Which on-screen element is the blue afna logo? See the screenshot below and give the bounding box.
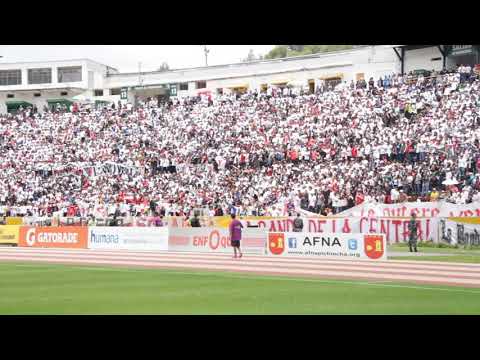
[288,237,297,248]
[348,239,358,250]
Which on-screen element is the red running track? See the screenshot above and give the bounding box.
[1,247,480,288]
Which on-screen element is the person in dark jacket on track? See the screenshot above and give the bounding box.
[293,213,304,232]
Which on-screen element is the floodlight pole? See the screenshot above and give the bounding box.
[138,62,143,86]
[203,46,210,67]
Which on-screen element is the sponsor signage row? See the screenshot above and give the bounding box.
[6,224,388,261]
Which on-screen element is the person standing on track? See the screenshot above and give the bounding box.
[190,211,201,227]
[293,213,304,232]
[408,213,419,252]
[229,214,243,259]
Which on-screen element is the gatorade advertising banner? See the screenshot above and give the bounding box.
[266,232,387,260]
[18,226,88,249]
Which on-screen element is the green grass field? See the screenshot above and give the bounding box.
[388,244,480,263]
[1,262,480,315]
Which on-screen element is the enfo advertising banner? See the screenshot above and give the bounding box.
[88,227,169,250]
[168,227,266,254]
[266,232,387,260]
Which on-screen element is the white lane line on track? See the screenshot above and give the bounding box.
[2,256,480,286]
[2,252,480,279]
[2,248,480,271]
[5,262,480,295]
[3,247,480,268]
[2,250,480,276]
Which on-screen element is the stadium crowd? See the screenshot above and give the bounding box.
[1,65,480,219]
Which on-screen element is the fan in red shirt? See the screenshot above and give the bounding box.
[290,149,298,162]
[351,146,358,158]
[355,191,364,205]
[67,204,77,217]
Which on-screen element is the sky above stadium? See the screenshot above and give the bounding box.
[0,45,275,73]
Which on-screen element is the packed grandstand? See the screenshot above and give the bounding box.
[1,65,480,221]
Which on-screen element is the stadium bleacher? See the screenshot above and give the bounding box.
[0,65,479,220]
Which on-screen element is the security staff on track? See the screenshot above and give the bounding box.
[408,213,419,252]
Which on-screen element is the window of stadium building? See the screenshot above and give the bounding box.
[196,81,206,89]
[0,70,22,86]
[57,66,82,83]
[110,88,121,96]
[180,83,188,91]
[28,68,52,84]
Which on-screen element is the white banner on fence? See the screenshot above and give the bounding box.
[439,218,480,246]
[339,201,480,218]
[168,227,266,254]
[88,227,169,250]
[240,217,438,244]
[266,232,387,260]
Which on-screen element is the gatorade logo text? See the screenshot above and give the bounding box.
[19,226,88,249]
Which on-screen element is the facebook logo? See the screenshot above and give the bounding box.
[348,239,358,250]
[288,237,297,248]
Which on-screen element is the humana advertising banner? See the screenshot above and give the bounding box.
[88,227,169,250]
[266,232,387,260]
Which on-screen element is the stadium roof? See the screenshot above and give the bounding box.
[0,58,118,72]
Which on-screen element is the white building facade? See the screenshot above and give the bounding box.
[0,45,477,113]
[0,59,117,113]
